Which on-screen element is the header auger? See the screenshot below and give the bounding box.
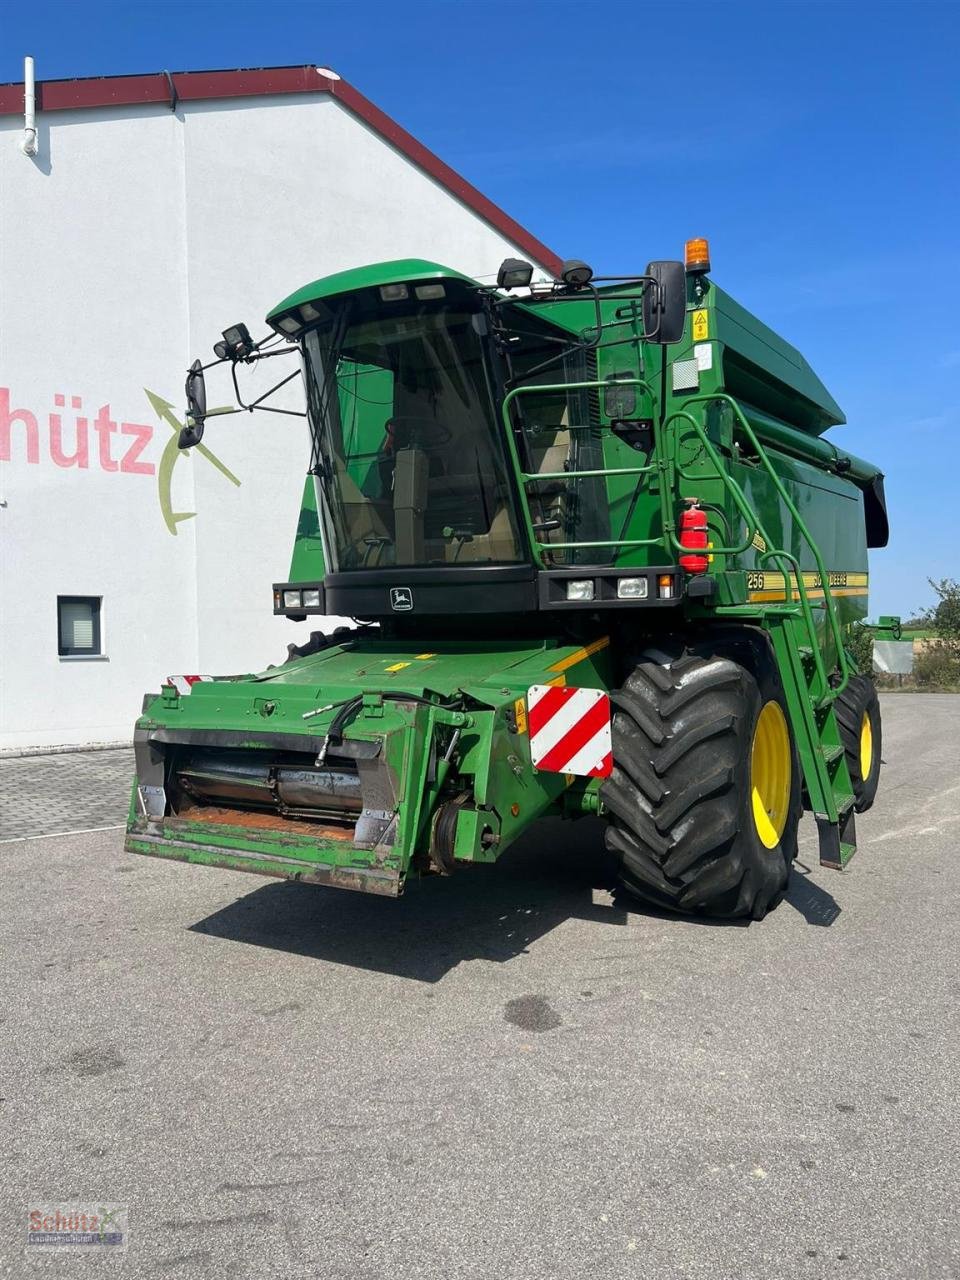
[127,240,889,920]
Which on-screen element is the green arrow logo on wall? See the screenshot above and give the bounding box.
[144,389,241,535]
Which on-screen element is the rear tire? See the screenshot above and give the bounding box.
[601,646,801,921]
[834,674,881,812]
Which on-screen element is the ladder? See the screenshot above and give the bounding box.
[660,394,858,870]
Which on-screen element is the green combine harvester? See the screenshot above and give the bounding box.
[126,239,890,920]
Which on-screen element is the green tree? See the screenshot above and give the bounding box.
[914,578,960,688]
[927,578,960,648]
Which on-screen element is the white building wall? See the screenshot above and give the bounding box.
[0,88,552,750]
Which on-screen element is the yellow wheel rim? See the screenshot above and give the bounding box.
[750,700,792,850]
[859,710,874,779]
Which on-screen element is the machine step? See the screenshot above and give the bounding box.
[816,805,857,869]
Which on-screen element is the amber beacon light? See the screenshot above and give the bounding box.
[684,237,711,274]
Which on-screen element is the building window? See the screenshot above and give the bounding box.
[58,596,102,657]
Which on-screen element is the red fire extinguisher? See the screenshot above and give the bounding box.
[679,498,709,574]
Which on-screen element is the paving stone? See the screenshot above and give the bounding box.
[0,748,135,841]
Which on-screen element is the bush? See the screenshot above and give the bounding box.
[846,624,875,675]
[914,642,960,690]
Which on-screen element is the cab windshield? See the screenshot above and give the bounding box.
[302,295,525,571]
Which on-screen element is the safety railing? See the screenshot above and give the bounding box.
[500,378,663,555]
[660,395,850,702]
[500,379,849,702]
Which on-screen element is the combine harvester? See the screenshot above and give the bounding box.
[126,240,890,920]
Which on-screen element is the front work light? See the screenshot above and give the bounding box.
[283,590,302,608]
[497,258,534,290]
[415,284,446,300]
[276,315,301,335]
[561,259,594,288]
[379,283,409,301]
[617,578,648,599]
[566,579,595,602]
[214,321,257,360]
[302,589,321,608]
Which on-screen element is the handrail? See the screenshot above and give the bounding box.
[759,549,832,703]
[500,379,852,700]
[659,408,761,555]
[662,395,850,699]
[501,378,656,563]
[524,465,656,482]
[534,537,664,551]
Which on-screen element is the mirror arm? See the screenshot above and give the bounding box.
[246,345,299,362]
[248,405,307,419]
[194,354,230,374]
[232,364,306,416]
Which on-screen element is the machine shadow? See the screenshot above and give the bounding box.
[785,860,842,926]
[189,818,630,983]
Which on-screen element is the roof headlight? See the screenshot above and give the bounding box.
[497,258,534,290]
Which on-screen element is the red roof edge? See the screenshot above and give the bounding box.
[0,65,563,276]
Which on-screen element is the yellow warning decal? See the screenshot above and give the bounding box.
[692,309,709,341]
[513,697,528,735]
[547,635,610,675]
[414,653,437,660]
[384,661,411,672]
[751,530,767,553]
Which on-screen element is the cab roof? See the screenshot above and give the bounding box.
[267,259,478,320]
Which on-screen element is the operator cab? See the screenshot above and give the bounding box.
[299,278,524,570]
[274,262,622,585]
[185,256,690,620]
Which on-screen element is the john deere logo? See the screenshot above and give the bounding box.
[390,587,414,612]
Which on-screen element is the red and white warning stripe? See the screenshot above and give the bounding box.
[527,684,613,778]
[163,675,213,696]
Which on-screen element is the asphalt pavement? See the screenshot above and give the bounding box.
[1,693,958,1278]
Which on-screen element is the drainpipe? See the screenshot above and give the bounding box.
[19,56,38,156]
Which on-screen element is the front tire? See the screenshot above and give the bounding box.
[601,647,801,921]
[834,674,882,812]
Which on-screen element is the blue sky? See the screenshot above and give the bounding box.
[3,0,957,617]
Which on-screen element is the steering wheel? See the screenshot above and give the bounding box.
[385,415,453,450]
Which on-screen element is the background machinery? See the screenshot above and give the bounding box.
[126,241,889,920]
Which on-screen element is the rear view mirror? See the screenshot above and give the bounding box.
[179,360,206,449]
[642,261,687,344]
